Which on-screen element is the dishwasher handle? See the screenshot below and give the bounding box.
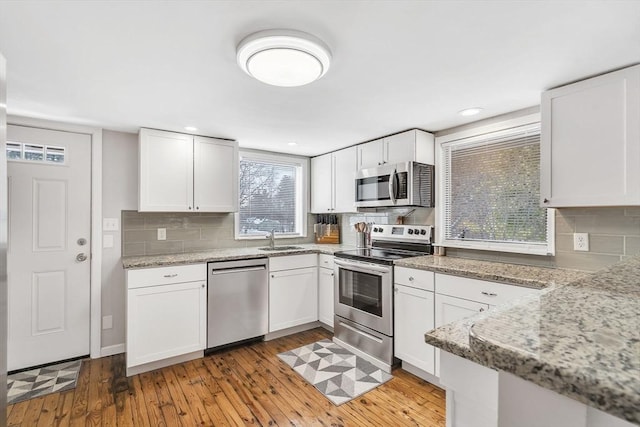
[210,265,266,275]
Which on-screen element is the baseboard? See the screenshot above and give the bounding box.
[101,343,125,357]
[126,350,203,377]
[401,360,442,387]
[264,321,322,341]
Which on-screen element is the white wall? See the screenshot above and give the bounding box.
[101,130,137,349]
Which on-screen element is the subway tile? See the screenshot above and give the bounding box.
[575,215,640,236]
[555,233,574,252]
[624,207,640,217]
[201,227,235,240]
[557,207,626,217]
[554,252,621,272]
[123,242,145,257]
[625,236,640,256]
[122,215,145,230]
[184,214,232,228]
[553,212,574,234]
[166,228,201,241]
[144,215,187,229]
[589,235,624,255]
[123,229,156,243]
[145,241,184,255]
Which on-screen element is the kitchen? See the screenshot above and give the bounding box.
[0,1,639,426]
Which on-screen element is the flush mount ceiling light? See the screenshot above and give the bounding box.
[459,107,483,117]
[184,126,198,132]
[237,29,332,87]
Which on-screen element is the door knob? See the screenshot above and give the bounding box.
[76,253,88,262]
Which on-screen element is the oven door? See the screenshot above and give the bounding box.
[354,163,410,208]
[334,258,393,336]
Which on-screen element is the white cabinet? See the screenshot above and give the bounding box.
[269,254,319,332]
[311,146,357,213]
[357,129,435,169]
[139,128,238,212]
[394,267,436,375]
[317,254,335,328]
[126,264,207,376]
[541,64,640,207]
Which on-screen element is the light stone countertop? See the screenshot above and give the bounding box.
[426,256,640,424]
[395,255,588,289]
[122,243,351,269]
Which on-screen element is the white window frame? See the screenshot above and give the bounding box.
[234,150,309,240]
[435,112,555,256]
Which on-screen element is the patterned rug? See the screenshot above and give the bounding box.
[7,360,83,404]
[278,339,392,405]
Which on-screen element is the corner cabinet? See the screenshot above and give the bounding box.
[311,146,357,213]
[139,128,239,212]
[126,264,207,376]
[357,129,435,169]
[541,64,640,207]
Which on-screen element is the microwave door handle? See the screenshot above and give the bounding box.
[388,169,397,205]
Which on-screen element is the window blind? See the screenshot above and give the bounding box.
[442,124,547,247]
[238,158,299,236]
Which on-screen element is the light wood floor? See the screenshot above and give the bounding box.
[6,328,445,426]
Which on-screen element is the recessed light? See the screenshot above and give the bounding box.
[237,29,332,87]
[184,126,198,132]
[287,142,298,146]
[459,108,483,117]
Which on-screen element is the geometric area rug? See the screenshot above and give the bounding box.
[278,339,392,405]
[7,360,82,405]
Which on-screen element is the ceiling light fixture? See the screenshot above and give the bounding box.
[237,29,332,87]
[287,142,298,146]
[184,126,198,132]
[459,107,483,117]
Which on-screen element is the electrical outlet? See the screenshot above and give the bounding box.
[102,315,113,330]
[573,233,589,251]
[157,228,166,240]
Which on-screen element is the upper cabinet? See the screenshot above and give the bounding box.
[357,129,435,169]
[139,128,239,212]
[541,65,640,207]
[311,146,357,213]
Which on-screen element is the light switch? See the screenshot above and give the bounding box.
[103,234,114,248]
[103,218,119,231]
[157,228,166,240]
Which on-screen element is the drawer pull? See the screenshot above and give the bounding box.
[481,291,497,297]
[163,274,178,278]
[479,307,485,312]
[408,276,414,281]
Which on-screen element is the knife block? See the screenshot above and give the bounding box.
[314,224,340,244]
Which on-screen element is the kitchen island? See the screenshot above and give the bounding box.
[425,256,640,426]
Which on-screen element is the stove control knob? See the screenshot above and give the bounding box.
[378,227,384,232]
[413,229,420,235]
[407,229,414,235]
[420,229,427,235]
[373,227,378,232]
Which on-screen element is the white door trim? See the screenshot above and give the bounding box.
[7,115,102,360]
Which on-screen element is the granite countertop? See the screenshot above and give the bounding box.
[395,255,588,289]
[122,243,352,269]
[426,256,640,424]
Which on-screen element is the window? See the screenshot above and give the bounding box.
[235,151,308,239]
[6,141,66,164]
[438,119,554,255]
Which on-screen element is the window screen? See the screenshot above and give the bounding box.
[238,156,301,237]
[442,123,549,250]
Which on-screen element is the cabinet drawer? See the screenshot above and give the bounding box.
[318,254,335,270]
[127,264,206,289]
[269,254,317,271]
[395,267,434,291]
[435,273,538,306]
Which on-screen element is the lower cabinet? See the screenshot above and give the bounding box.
[126,264,207,376]
[318,254,335,328]
[394,283,436,375]
[269,254,319,333]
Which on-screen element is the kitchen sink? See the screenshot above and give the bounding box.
[258,246,303,251]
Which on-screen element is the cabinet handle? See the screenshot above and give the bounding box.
[201,284,205,288]
[188,206,192,210]
[479,307,485,312]
[543,198,549,204]
[481,291,497,297]
[331,273,334,277]
[271,274,275,278]
[408,276,414,281]
[196,206,200,210]
[163,273,178,278]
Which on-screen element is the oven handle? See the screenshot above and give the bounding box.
[334,258,392,275]
[389,168,397,205]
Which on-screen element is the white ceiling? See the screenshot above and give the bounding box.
[0,1,639,156]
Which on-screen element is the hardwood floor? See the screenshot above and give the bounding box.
[6,328,446,426]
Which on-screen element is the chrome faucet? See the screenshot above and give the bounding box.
[267,229,276,249]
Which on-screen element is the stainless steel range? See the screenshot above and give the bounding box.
[333,224,433,372]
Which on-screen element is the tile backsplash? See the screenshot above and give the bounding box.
[122,211,315,256]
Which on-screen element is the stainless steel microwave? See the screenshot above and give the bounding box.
[354,161,434,208]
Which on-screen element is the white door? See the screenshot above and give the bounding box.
[7,125,91,371]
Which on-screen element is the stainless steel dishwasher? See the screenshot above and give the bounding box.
[207,258,268,349]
